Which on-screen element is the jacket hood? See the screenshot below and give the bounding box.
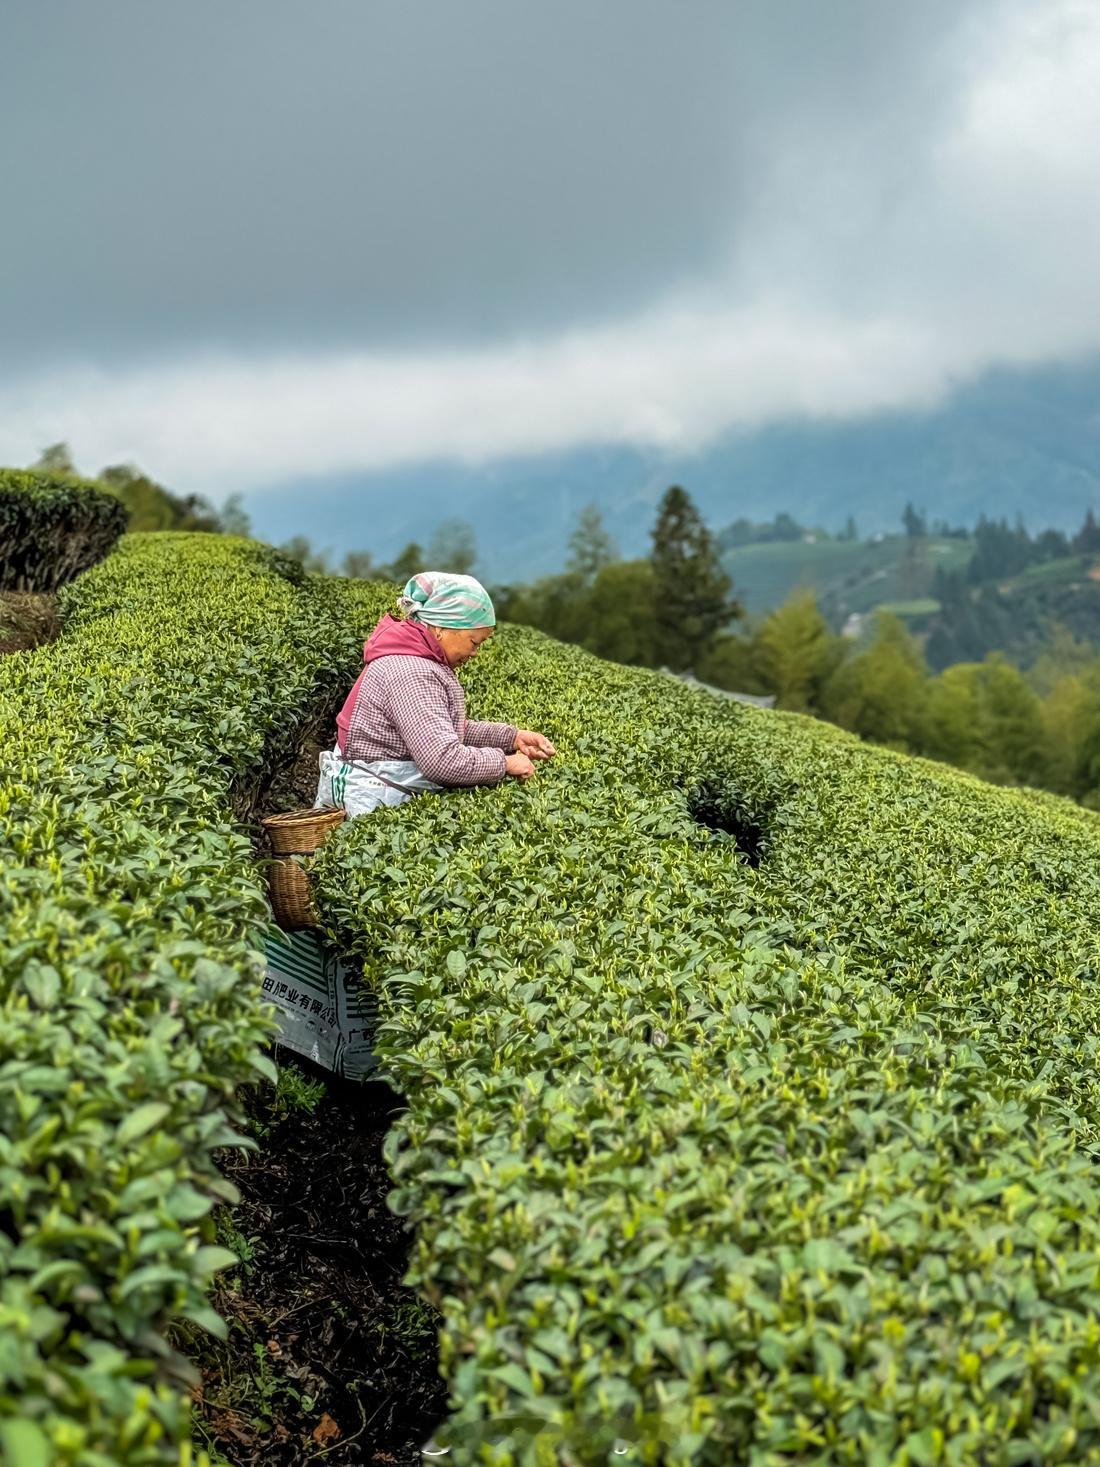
[362,613,450,668]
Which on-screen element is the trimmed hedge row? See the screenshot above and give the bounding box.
[0,536,387,1466]
[10,536,1100,1464]
[0,470,130,592]
[312,621,1100,1464]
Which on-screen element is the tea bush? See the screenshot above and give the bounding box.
[0,535,388,1466]
[9,535,1100,1466]
[312,623,1100,1465]
[0,469,129,592]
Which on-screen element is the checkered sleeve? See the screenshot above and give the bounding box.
[384,662,508,786]
[463,719,518,751]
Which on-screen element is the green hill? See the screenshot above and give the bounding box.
[8,533,1100,1463]
[722,533,973,620]
[924,553,1100,667]
[724,534,1100,670]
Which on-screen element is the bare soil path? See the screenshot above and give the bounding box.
[188,1069,448,1466]
[0,590,59,654]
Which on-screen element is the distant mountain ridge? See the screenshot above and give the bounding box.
[248,356,1100,580]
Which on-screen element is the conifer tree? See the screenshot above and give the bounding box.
[385,541,424,585]
[427,519,477,574]
[649,486,738,671]
[1074,508,1100,556]
[566,503,617,581]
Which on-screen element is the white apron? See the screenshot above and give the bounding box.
[314,746,442,819]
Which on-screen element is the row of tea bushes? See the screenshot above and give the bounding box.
[0,469,129,592]
[0,536,388,1466]
[312,618,1100,1465]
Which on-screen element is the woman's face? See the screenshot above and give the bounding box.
[432,625,494,667]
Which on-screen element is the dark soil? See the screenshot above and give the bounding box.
[687,780,768,867]
[231,663,340,832]
[256,727,329,824]
[187,1061,449,1466]
[0,590,60,654]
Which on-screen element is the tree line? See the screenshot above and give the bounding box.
[489,489,1100,809]
[699,592,1100,806]
[29,443,253,537]
[492,487,738,674]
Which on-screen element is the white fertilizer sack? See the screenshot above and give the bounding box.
[261,928,380,1081]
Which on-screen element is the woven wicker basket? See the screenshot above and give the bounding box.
[261,805,346,854]
[267,855,315,930]
[261,806,346,929]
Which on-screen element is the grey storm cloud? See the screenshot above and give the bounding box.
[1,0,1098,491]
[3,0,973,361]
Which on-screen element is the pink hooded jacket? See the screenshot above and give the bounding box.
[334,615,516,787]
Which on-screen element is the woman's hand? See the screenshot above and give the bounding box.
[514,729,556,760]
[505,752,536,780]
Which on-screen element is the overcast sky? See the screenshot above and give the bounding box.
[2,0,1099,494]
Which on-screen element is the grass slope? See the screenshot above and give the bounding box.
[722,536,972,621]
[933,555,1100,667]
[311,615,1100,1465]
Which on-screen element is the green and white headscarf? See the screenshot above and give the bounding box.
[399,571,496,628]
